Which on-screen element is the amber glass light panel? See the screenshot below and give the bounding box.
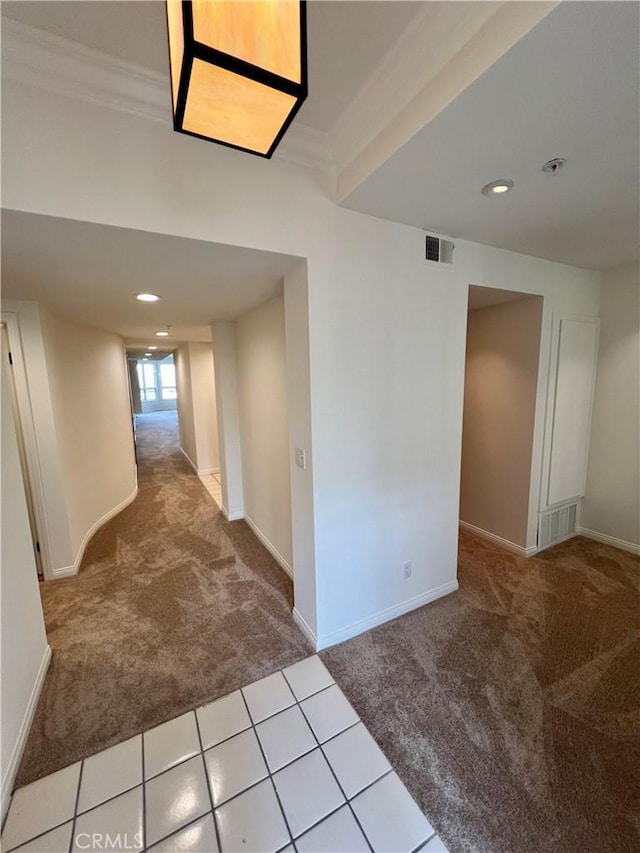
[167,0,307,157]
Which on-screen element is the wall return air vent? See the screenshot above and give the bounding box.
[425,235,454,265]
[537,502,578,551]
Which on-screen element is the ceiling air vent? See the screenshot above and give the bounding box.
[425,235,454,265]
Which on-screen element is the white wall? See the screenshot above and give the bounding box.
[460,297,543,548]
[2,78,601,647]
[237,292,292,573]
[39,309,138,564]
[1,368,50,816]
[582,261,640,550]
[175,343,219,475]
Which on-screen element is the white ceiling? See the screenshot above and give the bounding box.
[0,0,423,135]
[2,2,636,273]
[342,2,640,271]
[1,2,170,75]
[1,211,300,346]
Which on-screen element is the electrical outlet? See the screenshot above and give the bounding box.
[403,561,412,579]
[295,448,306,470]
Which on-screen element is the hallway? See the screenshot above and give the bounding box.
[17,411,310,786]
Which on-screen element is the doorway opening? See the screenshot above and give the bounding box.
[1,321,43,578]
[459,285,544,555]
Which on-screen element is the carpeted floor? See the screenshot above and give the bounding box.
[321,530,640,853]
[16,409,640,852]
[17,410,311,786]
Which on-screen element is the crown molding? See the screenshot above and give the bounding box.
[1,18,333,173]
[1,18,169,123]
[332,0,559,199]
[327,1,505,173]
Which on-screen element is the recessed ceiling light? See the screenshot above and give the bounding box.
[482,179,514,196]
[145,352,152,357]
[148,346,158,350]
[142,357,149,361]
[155,331,169,337]
[136,293,161,302]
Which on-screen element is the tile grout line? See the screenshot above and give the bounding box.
[413,830,438,853]
[144,811,213,853]
[5,663,335,822]
[5,659,426,852]
[282,668,374,852]
[292,668,434,852]
[141,731,147,852]
[69,782,143,824]
[3,763,85,853]
[238,688,295,847]
[69,759,84,853]
[193,708,223,853]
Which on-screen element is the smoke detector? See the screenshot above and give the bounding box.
[542,158,566,174]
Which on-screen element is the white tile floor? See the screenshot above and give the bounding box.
[2,656,449,853]
[199,473,222,510]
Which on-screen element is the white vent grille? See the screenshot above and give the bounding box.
[538,502,578,551]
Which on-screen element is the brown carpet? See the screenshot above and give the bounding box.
[16,410,311,786]
[15,409,640,852]
[321,530,640,853]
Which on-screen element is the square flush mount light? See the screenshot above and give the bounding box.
[166,1,308,157]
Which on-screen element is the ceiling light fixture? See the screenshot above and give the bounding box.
[166,0,308,157]
[155,331,169,337]
[482,179,514,196]
[136,293,161,302]
[148,346,158,350]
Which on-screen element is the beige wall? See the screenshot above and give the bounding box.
[190,344,219,473]
[1,367,49,815]
[175,343,219,474]
[237,293,292,571]
[460,296,543,547]
[40,309,137,560]
[582,262,640,548]
[175,345,197,470]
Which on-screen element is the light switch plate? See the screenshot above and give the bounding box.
[295,448,306,469]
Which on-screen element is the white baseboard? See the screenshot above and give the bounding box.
[315,580,459,651]
[181,448,220,478]
[51,484,139,579]
[1,644,52,819]
[244,514,293,579]
[292,607,318,650]
[180,446,198,474]
[221,506,244,522]
[459,520,537,557]
[51,563,77,578]
[576,527,640,555]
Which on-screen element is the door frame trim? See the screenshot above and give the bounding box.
[1,312,53,580]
